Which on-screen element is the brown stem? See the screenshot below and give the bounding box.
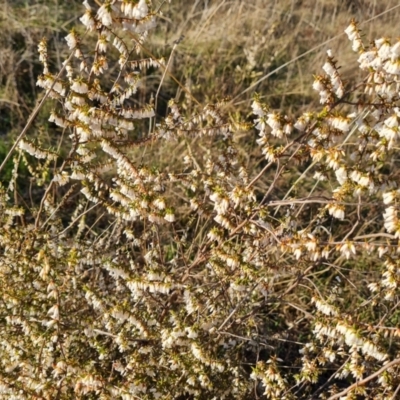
[326,358,400,400]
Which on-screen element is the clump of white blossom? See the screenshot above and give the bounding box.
[3,7,400,400]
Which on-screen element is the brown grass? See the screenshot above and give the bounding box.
[2,0,400,135]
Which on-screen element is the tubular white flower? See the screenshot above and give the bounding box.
[98,36,108,53]
[65,32,77,49]
[344,22,358,41]
[335,167,347,185]
[266,112,281,130]
[47,304,59,320]
[340,242,356,260]
[358,50,379,69]
[293,247,302,260]
[71,79,88,94]
[97,4,112,26]
[82,0,91,10]
[384,114,398,128]
[80,11,96,30]
[132,0,149,19]
[383,206,398,233]
[53,172,70,186]
[329,116,351,132]
[153,198,166,210]
[313,297,338,316]
[251,99,265,117]
[328,204,345,220]
[322,61,335,76]
[383,190,396,204]
[164,210,175,222]
[312,76,326,92]
[376,38,391,59]
[383,59,400,75]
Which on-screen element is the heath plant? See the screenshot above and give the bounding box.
[2,1,400,399]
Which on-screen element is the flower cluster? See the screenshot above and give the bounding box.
[4,5,400,400]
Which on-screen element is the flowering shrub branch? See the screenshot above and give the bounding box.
[2,3,400,399]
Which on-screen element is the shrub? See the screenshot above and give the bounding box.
[2,1,400,399]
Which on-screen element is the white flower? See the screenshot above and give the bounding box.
[251,100,265,117]
[209,191,220,202]
[352,38,363,52]
[322,247,330,259]
[340,242,356,259]
[226,256,239,268]
[214,197,229,215]
[83,0,91,10]
[312,77,326,92]
[97,4,112,26]
[376,38,391,58]
[313,171,327,181]
[132,0,149,19]
[350,170,370,187]
[190,198,199,211]
[382,265,397,289]
[383,206,398,233]
[358,51,378,70]
[153,198,166,210]
[335,167,347,185]
[368,282,379,293]
[185,327,198,339]
[322,61,335,77]
[98,36,108,53]
[384,59,400,75]
[358,175,371,188]
[65,32,77,49]
[383,191,396,204]
[266,113,281,130]
[207,227,222,241]
[328,204,345,220]
[262,145,276,162]
[187,376,196,386]
[284,123,292,135]
[377,124,397,141]
[378,245,388,258]
[313,298,337,316]
[47,304,59,320]
[384,114,398,128]
[71,80,88,94]
[319,89,332,104]
[294,113,311,131]
[329,116,351,132]
[53,361,67,377]
[214,214,232,229]
[344,22,358,41]
[19,139,48,159]
[164,211,175,222]
[305,234,317,252]
[52,80,65,96]
[49,111,67,128]
[53,172,69,186]
[362,341,387,361]
[293,248,302,260]
[80,11,96,30]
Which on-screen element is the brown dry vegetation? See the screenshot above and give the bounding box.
[2,0,400,184]
[2,1,400,399]
[2,0,400,136]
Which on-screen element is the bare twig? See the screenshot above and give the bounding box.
[0,51,74,175]
[326,358,400,400]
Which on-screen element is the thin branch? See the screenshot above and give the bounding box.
[233,3,400,100]
[0,51,74,175]
[154,35,184,117]
[326,358,400,400]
